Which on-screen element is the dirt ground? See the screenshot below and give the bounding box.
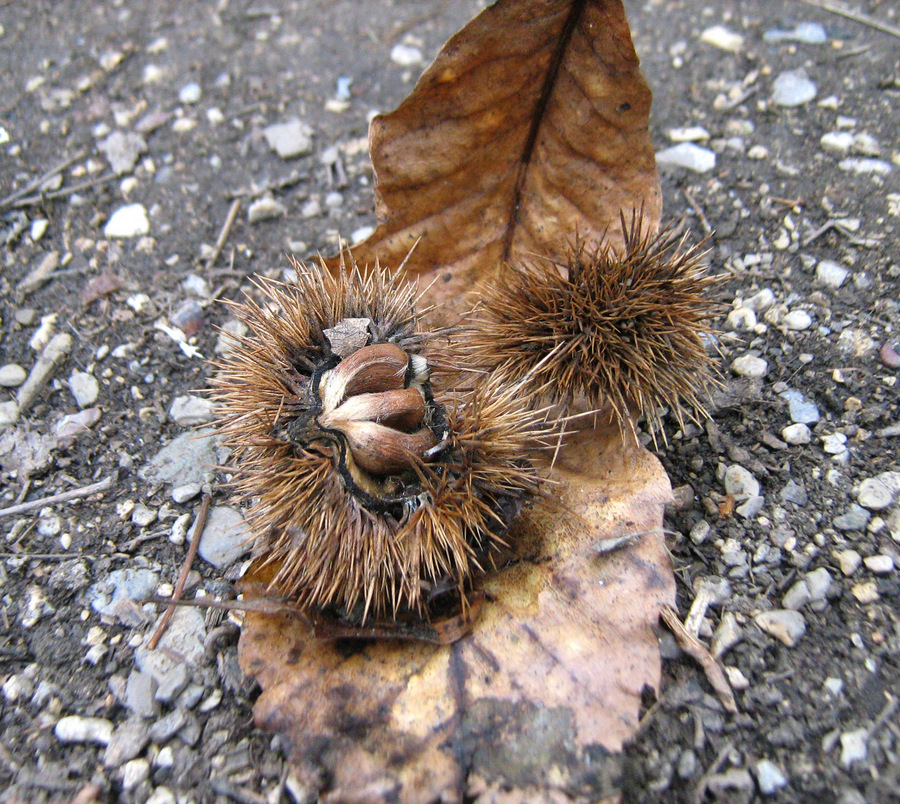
[0,0,898,802]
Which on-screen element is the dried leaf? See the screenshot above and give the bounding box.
[338,0,660,312]
[239,423,674,803]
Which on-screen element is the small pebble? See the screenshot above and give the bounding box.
[700,25,744,52]
[755,609,806,646]
[247,196,286,224]
[856,477,893,510]
[880,341,900,369]
[121,758,151,791]
[655,142,716,173]
[69,370,100,408]
[390,43,424,66]
[782,423,811,445]
[838,158,892,176]
[301,198,322,218]
[0,363,27,387]
[863,555,894,574]
[833,505,870,532]
[755,759,788,796]
[840,729,868,767]
[262,118,313,158]
[851,581,879,604]
[745,288,775,312]
[731,354,768,378]
[782,580,811,610]
[55,715,113,745]
[779,388,819,424]
[726,306,756,331]
[820,131,854,156]
[169,395,216,426]
[771,69,817,107]
[195,506,251,567]
[104,204,149,238]
[823,677,844,697]
[131,504,157,528]
[763,22,827,44]
[815,261,849,290]
[806,567,833,600]
[172,483,202,504]
[724,464,760,500]
[668,126,710,143]
[833,549,861,576]
[783,309,812,330]
[821,433,847,455]
[178,82,202,104]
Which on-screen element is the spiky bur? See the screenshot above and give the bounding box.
[210,257,544,623]
[465,216,721,436]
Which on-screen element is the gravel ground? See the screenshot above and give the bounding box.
[0,1,898,802]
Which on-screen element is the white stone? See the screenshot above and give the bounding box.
[172,483,202,503]
[840,729,868,768]
[262,118,313,159]
[836,328,876,357]
[668,126,710,143]
[30,219,49,241]
[390,43,424,66]
[55,715,113,745]
[726,306,757,331]
[816,260,848,288]
[724,465,760,501]
[121,758,150,791]
[0,363,27,387]
[0,400,19,427]
[744,288,775,312]
[69,370,99,408]
[806,567,833,601]
[754,609,806,646]
[783,310,812,330]
[104,204,149,238]
[301,198,322,218]
[700,25,744,52]
[856,478,893,510]
[839,157,892,175]
[247,196,286,223]
[147,787,177,804]
[782,423,811,445]
[131,504,157,528]
[755,759,788,795]
[823,677,844,697]
[820,131,854,156]
[863,555,894,574]
[731,354,768,378]
[655,143,716,173]
[178,82,201,104]
[723,665,750,690]
[736,495,765,519]
[821,433,847,455]
[771,70,817,107]
[834,549,861,576]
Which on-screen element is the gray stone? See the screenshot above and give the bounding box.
[726,306,756,331]
[135,607,206,703]
[195,506,252,568]
[736,495,765,519]
[863,554,894,574]
[779,389,819,424]
[263,118,313,159]
[771,69,817,107]
[104,204,149,238]
[755,759,788,795]
[690,519,711,544]
[98,130,148,175]
[655,143,716,173]
[172,483,202,503]
[0,400,20,427]
[89,568,158,619]
[731,354,768,378]
[833,505,870,532]
[55,715,113,745]
[782,580,811,610]
[783,309,812,330]
[755,609,806,646]
[780,479,808,506]
[140,429,218,487]
[745,288,775,312]
[103,716,150,767]
[169,394,216,426]
[711,611,742,658]
[0,364,27,387]
[763,22,827,44]
[806,567,833,601]
[834,549,861,576]
[816,260,849,288]
[148,708,188,742]
[131,504,157,528]
[124,670,158,717]
[677,749,697,779]
[724,464,760,501]
[856,477,893,511]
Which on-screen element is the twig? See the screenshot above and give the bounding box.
[0,150,86,209]
[796,0,900,39]
[10,173,119,209]
[660,604,738,714]
[681,189,713,235]
[801,218,880,248]
[0,552,99,560]
[693,739,735,804]
[147,492,212,650]
[203,198,242,269]
[0,476,113,519]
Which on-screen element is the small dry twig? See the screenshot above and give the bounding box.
[202,197,242,269]
[147,492,212,650]
[0,151,86,209]
[0,476,113,519]
[660,603,738,714]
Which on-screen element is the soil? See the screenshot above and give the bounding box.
[0,1,898,803]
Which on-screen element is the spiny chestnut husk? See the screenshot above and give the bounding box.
[466,215,720,433]
[210,258,543,622]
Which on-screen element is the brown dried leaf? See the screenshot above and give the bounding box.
[338,0,660,311]
[239,423,674,803]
